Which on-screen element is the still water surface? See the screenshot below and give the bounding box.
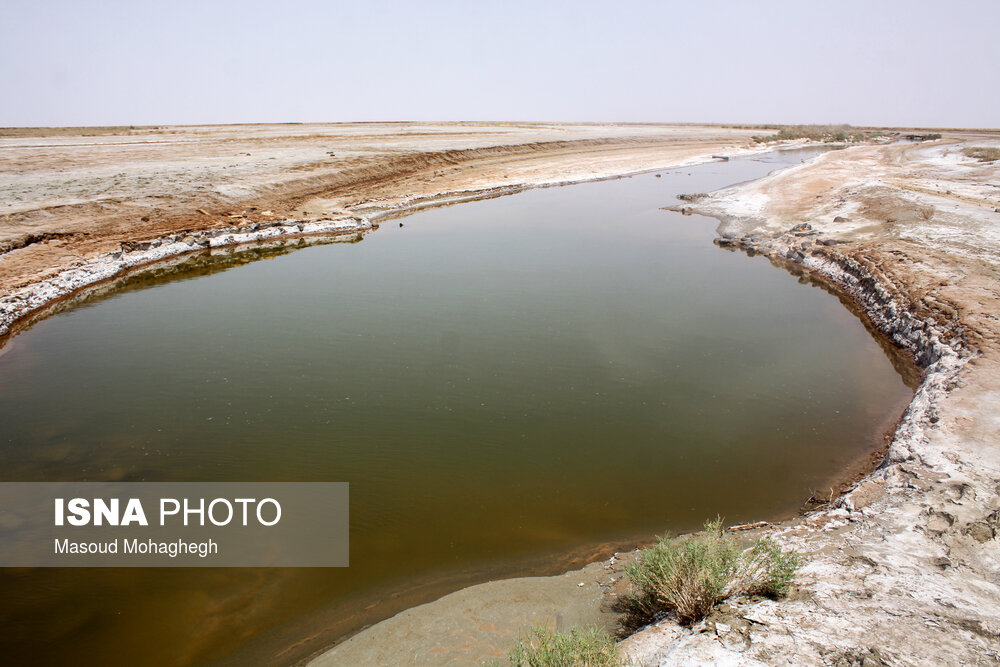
[0,150,914,665]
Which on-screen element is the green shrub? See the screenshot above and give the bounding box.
[503,626,622,667]
[623,519,799,625]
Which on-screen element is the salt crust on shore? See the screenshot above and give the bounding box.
[624,140,1000,666]
[0,216,369,337]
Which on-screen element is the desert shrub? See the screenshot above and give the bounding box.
[751,124,888,144]
[962,147,1000,162]
[623,519,799,625]
[503,626,622,667]
[728,537,799,597]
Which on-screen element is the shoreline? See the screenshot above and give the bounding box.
[2,125,998,664]
[0,131,773,345]
[2,159,918,665]
[621,139,1000,665]
[304,170,934,664]
[312,137,1000,665]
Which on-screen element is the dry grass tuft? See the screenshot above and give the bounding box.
[622,519,799,626]
[502,626,622,667]
[962,147,1000,162]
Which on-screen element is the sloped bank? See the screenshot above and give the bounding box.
[0,123,765,338]
[0,216,371,340]
[0,128,770,344]
[701,219,970,469]
[624,140,1000,665]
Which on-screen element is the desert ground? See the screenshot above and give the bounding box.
[2,123,999,665]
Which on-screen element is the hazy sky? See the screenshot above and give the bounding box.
[1,0,997,127]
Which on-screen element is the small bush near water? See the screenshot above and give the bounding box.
[623,519,799,625]
[493,521,799,665]
[501,626,622,667]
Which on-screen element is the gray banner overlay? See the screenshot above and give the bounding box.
[0,482,348,567]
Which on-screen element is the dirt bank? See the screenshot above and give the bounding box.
[622,136,1000,665]
[0,122,763,337]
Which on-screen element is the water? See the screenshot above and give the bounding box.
[0,150,914,666]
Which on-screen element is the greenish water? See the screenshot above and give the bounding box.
[0,150,914,666]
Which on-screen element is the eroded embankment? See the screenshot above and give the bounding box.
[622,140,1000,666]
[0,123,763,340]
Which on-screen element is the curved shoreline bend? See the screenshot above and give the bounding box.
[621,139,999,666]
[314,137,1000,666]
[3,124,999,665]
[0,123,767,340]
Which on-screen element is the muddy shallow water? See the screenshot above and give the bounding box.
[0,150,914,666]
